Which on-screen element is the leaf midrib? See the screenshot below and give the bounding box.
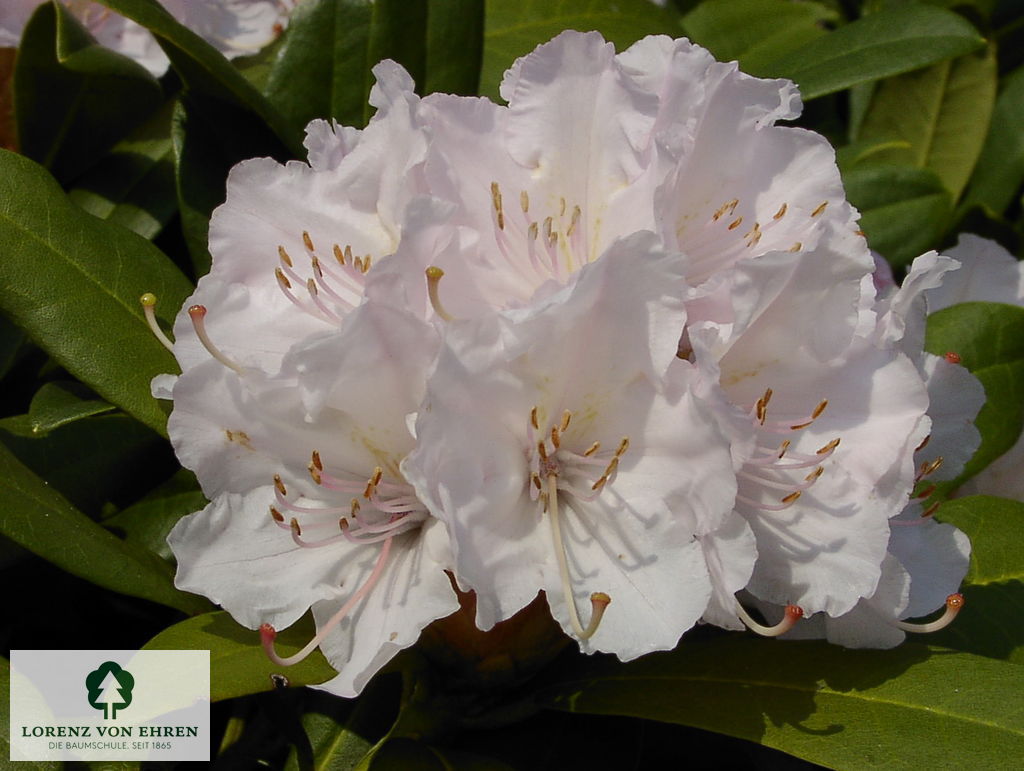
[549,670,1024,736]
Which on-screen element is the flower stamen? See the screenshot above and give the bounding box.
[260,535,395,667]
[188,305,245,374]
[895,593,964,633]
[736,601,803,637]
[139,293,175,352]
[547,473,610,641]
[425,266,455,321]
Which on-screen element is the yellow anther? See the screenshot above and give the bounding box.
[302,231,315,251]
[811,201,828,217]
[583,441,600,457]
[278,245,293,266]
[773,203,788,219]
[269,506,284,522]
[275,267,292,290]
[728,217,743,231]
[274,475,287,496]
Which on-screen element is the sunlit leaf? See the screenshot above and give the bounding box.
[538,640,1024,769]
[843,164,952,267]
[857,45,997,200]
[681,0,837,76]
[0,150,190,436]
[929,496,1024,664]
[961,64,1024,218]
[67,101,177,241]
[143,612,334,701]
[925,302,1024,488]
[763,4,985,99]
[0,442,207,615]
[25,381,115,435]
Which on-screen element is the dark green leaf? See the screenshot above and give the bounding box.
[539,639,1024,770]
[284,680,401,771]
[857,45,997,200]
[0,314,28,382]
[67,100,178,240]
[362,738,515,771]
[0,413,166,516]
[1,657,61,770]
[265,0,433,133]
[143,611,335,701]
[94,0,303,156]
[929,496,1024,664]
[103,469,206,562]
[960,64,1024,218]
[426,0,484,95]
[763,4,985,99]
[481,0,681,101]
[0,150,191,436]
[925,302,1024,487]
[25,381,115,435]
[171,91,290,277]
[843,164,952,266]
[0,441,207,615]
[681,0,838,76]
[264,0,377,131]
[14,1,163,183]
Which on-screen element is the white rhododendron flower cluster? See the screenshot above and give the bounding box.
[0,0,295,76]
[152,32,980,697]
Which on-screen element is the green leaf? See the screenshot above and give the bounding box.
[539,640,1024,770]
[284,680,400,771]
[762,4,986,100]
[0,413,166,516]
[681,0,838,76]
[143,611,335,701]
[103,469,206,562]
[961,64,1024,218]
[265,0,431,133]
[426,0,484,95]
[94,0,303,156]
[857,45,997,200]
[0,314,28,382]
[924,302,1024,487]
[67,100,178,240]
[481,0,682,101]
[0,150,191,436]
[264,0,375,131]
[170,91,291,277]
[0,441,208,615]
[14,1,163,184]
[843,164,952,266]
[25,381,115,435]
[926,495,1024,664]
[1,658,61,770]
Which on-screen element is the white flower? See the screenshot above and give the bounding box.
[1,0,294,76]
[402,236,737,659]
[757,253,980,647]
[926,235,1024,502]
[158,64,464,697]
[164,299,459,697]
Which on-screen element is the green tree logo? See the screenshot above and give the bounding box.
[85,662,134,719]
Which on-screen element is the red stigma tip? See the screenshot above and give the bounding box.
[188,304,206,318]
[259,623,277,641]
[947,593,965,610]
[785,605,804,619]
[944,352,961,365]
